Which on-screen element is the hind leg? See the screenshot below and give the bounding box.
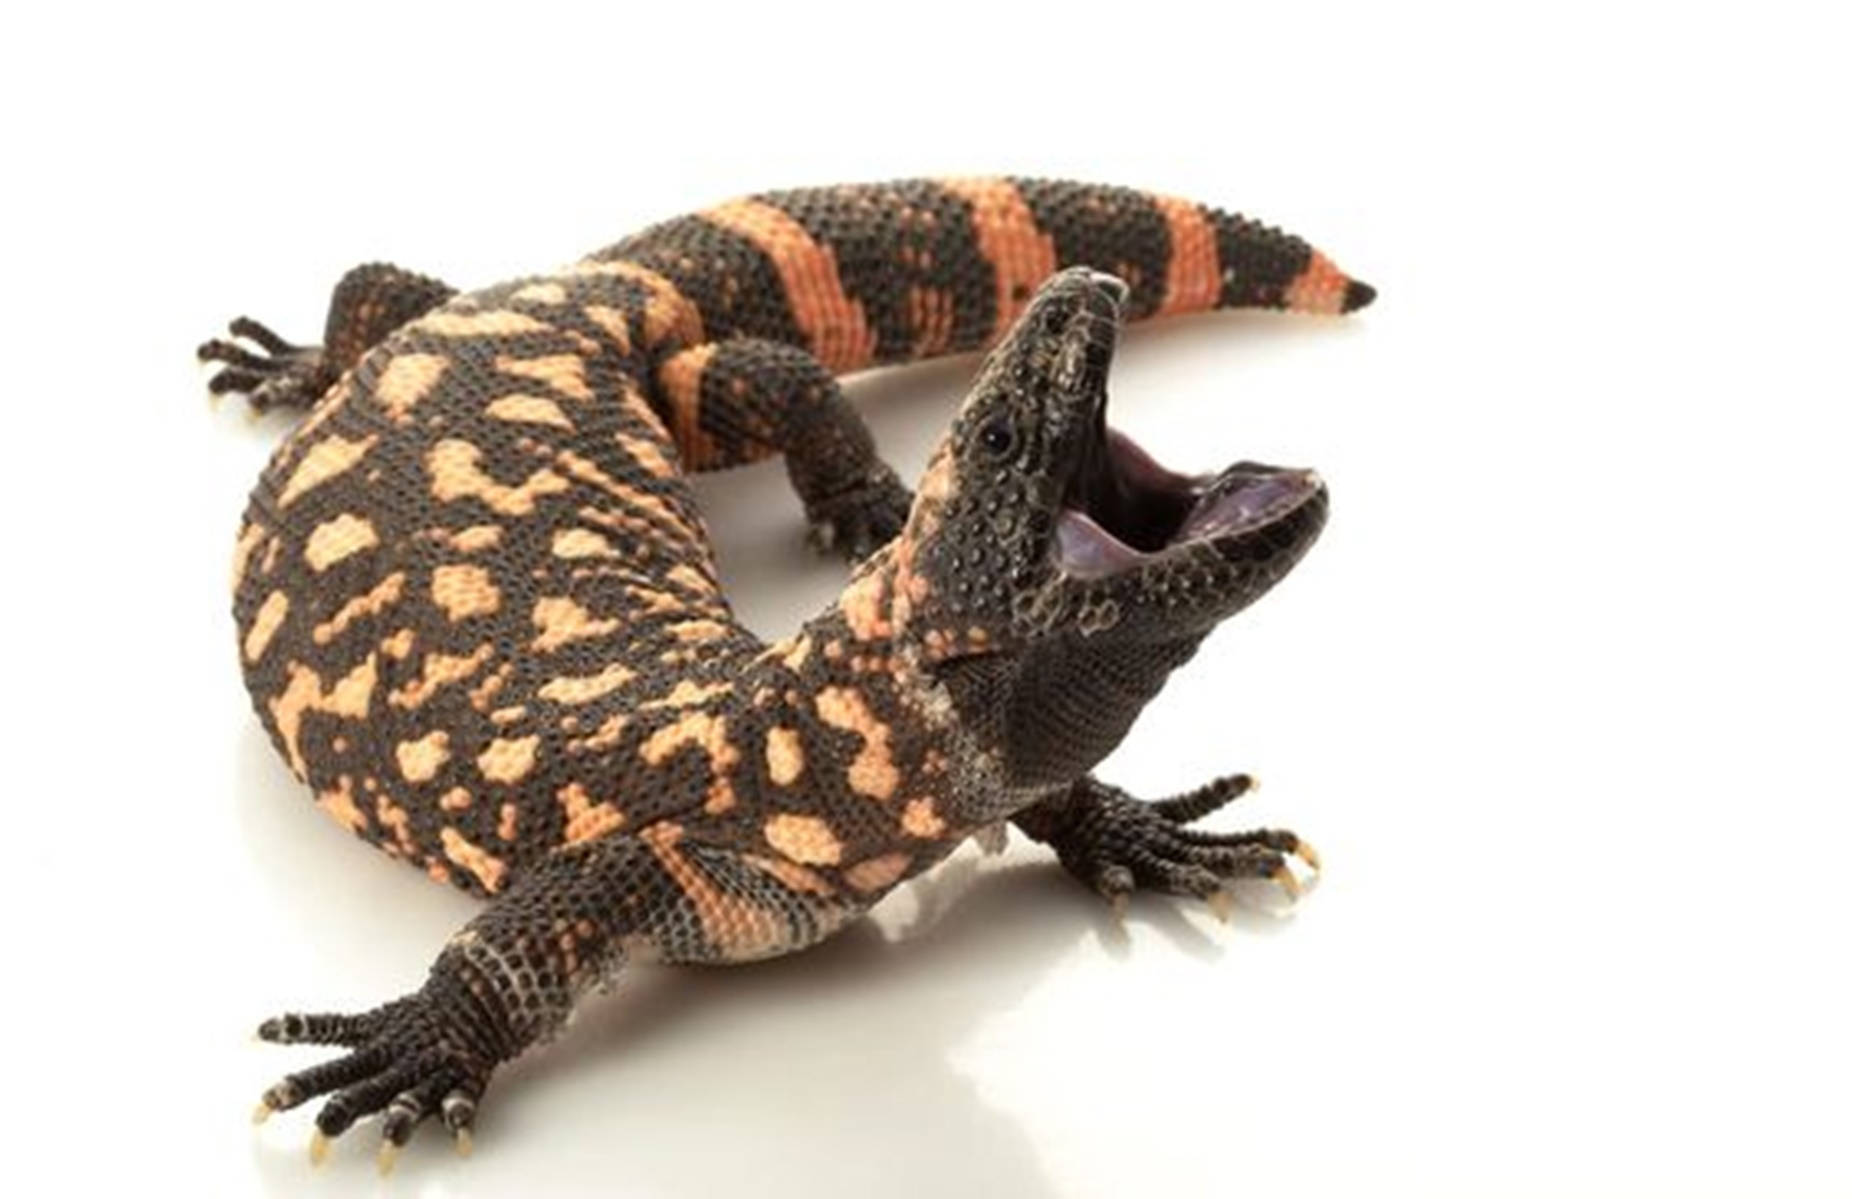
[653,338,912,560]
[200,262,455,411]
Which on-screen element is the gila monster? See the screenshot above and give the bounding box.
[202,177,1372,1172]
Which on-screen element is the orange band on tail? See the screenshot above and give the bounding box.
[937,177,1059,341]
[702,199,878,372]
[1151,194,1223,317]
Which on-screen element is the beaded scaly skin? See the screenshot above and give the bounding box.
[202,177,1371,1171]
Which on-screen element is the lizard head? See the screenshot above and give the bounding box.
[876,266,1329,788]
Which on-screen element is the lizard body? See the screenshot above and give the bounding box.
[202,176,1370,1168]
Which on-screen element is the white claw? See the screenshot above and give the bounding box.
[309,1130,331,1167]
[377,1142,401,1177]
[454,1128,475,1158]
[1206,888,1236,924]
[973,823,1008,856]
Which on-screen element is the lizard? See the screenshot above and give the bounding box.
[201,176,1372,1172]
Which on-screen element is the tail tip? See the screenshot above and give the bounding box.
[1341,279,1377,313]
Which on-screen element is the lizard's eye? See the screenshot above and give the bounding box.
[978,416,1017,459]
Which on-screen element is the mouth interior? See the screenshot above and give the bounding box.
[1055,420,1320,579]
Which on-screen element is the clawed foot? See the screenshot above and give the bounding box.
[253,992,496,1174]
[805,464,913,562]
[1034,775,1319,920]
[198,316,334,413]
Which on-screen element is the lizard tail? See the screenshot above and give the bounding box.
[614,177,1373,374]
[951,177,1375,331]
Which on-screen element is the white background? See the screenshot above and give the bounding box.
[4,3,1847,1196]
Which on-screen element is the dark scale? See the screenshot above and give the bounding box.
[200,177,1371,1172]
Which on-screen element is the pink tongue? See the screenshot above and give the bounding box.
[1054,509,1146,578]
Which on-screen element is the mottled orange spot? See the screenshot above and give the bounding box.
[375,793,417,856]
[313,572,406,645]
[839,569,892,641]
[496,353,594,402]
[627,584,687,616]
[556,449,706,549]
[469,661,514,711]
[845,852,912,893]
[765,726,805,786]
[550,528,613,559]
[901,797,946,838]
[388,643,494,708]
[244,590,289,662]
[477,735,540,783]
[532,663,633,706]
[744,854,836,896]
[302,513,379,572]
[815,685,899,800]
[413,309,552,338]
[430,563,501,621]
[441,826,508,892]
[772,634,812,672]
[315,777,367,833]
[558,781,625,843]
[511,281,568,305]
[497,803,519,842]
[439,786,473,812]
[581,304,633,355]
[427,439,569,516]
[642,679,734,709]
[567,713,630,753]
[1151,194,1222,316]
[395,730,450,782]
[763,813,843,866]
[380,627,416,659]
[938,177,1058,339]
[668,619,729,644]
[373,353,448,421]
[531,596,620,652]
[269,655,378,778]
[448,525,503,553]
[701,198,877,371]
[230,522,267,593]
[618,378,674,444]
[278,435,378,507]
[641,710,739,813]
[485,393,574,429]
[616,432,676,479]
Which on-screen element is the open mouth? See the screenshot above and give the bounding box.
[1054,423,1324,579]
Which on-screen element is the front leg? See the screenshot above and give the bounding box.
[653,338,912,560]
[253,828,849,1171]
[1013,775,1319,919]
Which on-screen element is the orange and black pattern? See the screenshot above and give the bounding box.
[205,177,1369,1164]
